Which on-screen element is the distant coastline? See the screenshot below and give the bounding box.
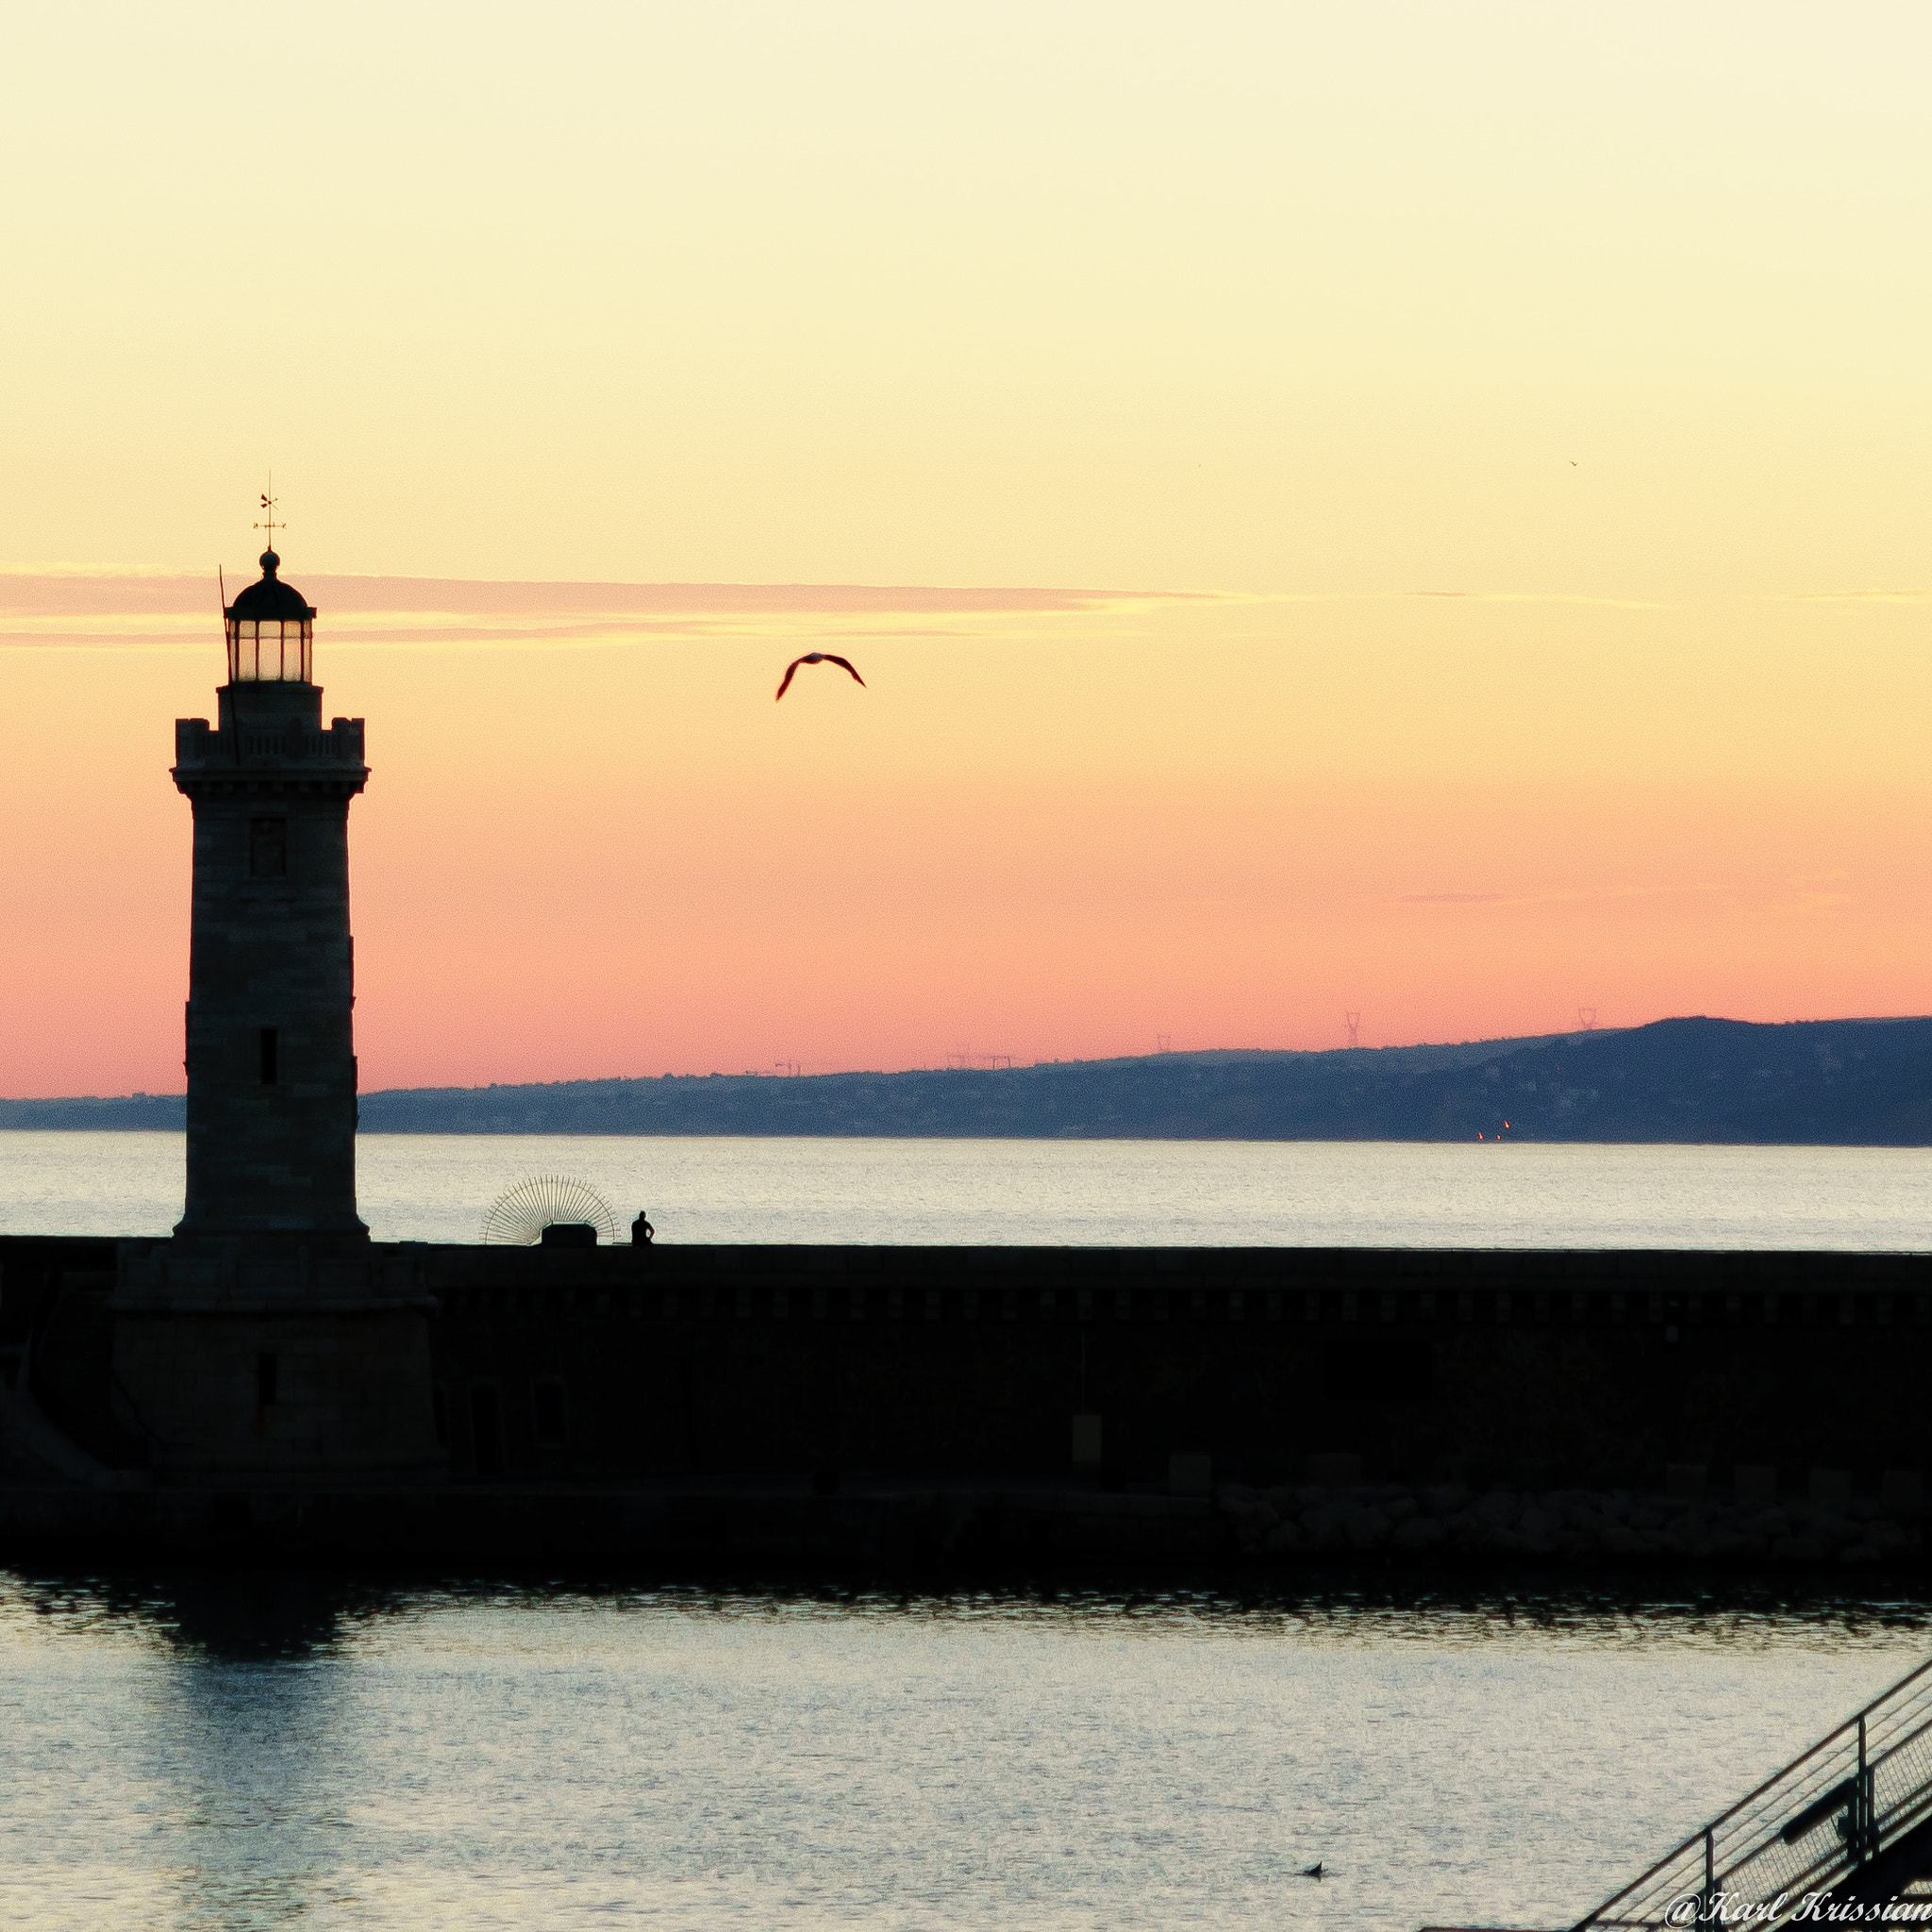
[7,1016,1932,1144]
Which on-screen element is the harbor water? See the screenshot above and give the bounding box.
[5,1137,1928,1928]
[0,1574,1922,1932]
[3,1132,1930,1249]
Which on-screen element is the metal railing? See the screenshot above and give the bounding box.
[1574,1657,1932,1928]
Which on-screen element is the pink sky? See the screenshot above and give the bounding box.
[2,8,1927,1097]
[2,570,1924,1098]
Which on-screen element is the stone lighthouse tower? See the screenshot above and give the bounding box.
[174,545,368,1242]
[111,535,441,1482]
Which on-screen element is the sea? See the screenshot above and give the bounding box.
[5,1134,1929,1929]
[3,1130,1930,1248]
[0,1574,1925,1932]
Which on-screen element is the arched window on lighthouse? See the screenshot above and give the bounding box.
[225,549,315,684]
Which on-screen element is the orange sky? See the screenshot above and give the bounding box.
[2,572,1925,1095]
[1,5,1928,1095]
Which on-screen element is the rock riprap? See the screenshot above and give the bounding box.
[1214,1482,1924,1566]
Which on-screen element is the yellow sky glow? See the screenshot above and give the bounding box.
[1,4,1927,1093]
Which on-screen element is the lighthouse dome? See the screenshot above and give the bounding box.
[229,549,313,623]
[225,549,316,683]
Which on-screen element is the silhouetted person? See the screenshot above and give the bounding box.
[631,1210,655,1246]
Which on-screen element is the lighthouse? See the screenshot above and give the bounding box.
[172,546,369,1241]
[111,525,440,1482]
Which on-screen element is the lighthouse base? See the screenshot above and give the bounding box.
[109,1239,445,1482]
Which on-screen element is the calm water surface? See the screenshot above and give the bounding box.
[6,1141,1930,1924]
[2,1131,1928,1247]
[0,1574,1924,1932]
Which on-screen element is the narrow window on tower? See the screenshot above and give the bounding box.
[259,1027,279,1085]
[249,816,287,877]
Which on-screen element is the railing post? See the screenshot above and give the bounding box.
[1705,1826,1715,1919]
[1857,1714,1875,1861]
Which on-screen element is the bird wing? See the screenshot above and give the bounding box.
[823,654,866,687]
[774,658,805,701]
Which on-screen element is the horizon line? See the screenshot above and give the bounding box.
[9,1012,1932,1108]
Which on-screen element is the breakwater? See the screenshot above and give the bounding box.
[2,1234,1927,1565]
[408,1239,1931,1497]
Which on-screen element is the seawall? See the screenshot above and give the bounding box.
[2,1236,1926,1566]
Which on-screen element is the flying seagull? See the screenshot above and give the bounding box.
[775,652,866,702]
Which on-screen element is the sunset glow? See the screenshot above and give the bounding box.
[3,3,1927,1096]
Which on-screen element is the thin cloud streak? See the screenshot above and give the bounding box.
[0,569,1205,620]
[1402,590,1669,608]
[0,615,1089,654]
[1391,883,1733,909]
[1789,589,1932,604]
[0,572,1219,650]
[0,572,1678,622]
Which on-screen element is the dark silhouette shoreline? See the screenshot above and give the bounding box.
[8,1015,1932,1144]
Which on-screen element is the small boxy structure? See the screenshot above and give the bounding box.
[110,546,441,1481]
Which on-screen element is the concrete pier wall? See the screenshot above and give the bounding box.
[413,1241,1931,1495]
[6,1237,1921,1503]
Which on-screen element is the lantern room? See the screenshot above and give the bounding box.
[225,548,315,683]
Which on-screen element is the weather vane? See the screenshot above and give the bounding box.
[253,475,283,549]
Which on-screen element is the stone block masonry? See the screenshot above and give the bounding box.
[3,1236,1928,1565]
[109,546,424,1485]
[171,691,367,1240]
[109,1305,441,1480]
[411,1242,1932,1495]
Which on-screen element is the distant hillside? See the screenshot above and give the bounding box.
[0,1092,189,1132]
[8,1017,1932,1142]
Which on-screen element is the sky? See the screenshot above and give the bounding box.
[2,2,1928,1096]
